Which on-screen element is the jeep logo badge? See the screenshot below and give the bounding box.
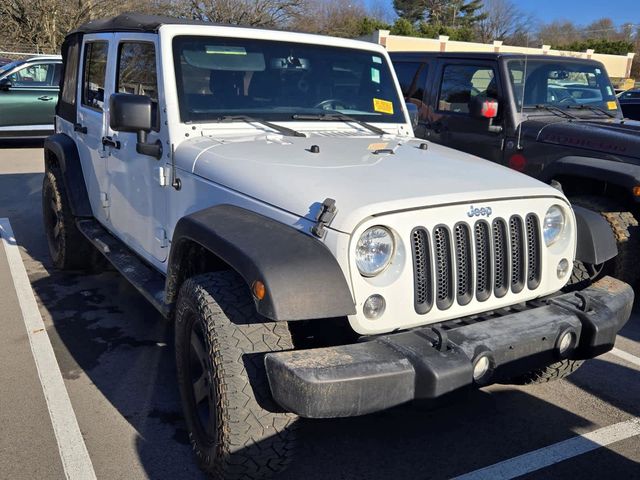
[467,205,493,218]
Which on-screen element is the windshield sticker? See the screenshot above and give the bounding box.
[205,46,247,55]
[607,101,618,110]
[371,67,380,84]
[595,68,601,74]
[373,98,394,114]
[367,142,388,151]
[372,56,382,64]
[606,86,613,96]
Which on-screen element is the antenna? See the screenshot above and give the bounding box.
[516,34,530,150]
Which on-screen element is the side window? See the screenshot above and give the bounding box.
[394,62,428,102]
[7,63,59,87]
[82,41,108,111]
[438,65,496,114]
[116,42,158,101]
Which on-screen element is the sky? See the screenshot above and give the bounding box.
[510,0,639,27]
[368,0,640,27]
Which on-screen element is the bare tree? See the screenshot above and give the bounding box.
[475,0,535,45]
[537,19,582,46]
[0,0,165,52]
[179,0,304,27]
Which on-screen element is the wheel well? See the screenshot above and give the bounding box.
[166,239,232,305]
[44,148,60,171]
[553,175,635,208]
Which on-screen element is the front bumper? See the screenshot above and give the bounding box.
[265,277,633,418]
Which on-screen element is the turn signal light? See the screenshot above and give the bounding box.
[633,186,640,197]
[252,280,266,300]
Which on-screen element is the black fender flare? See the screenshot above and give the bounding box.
[44,133,92,217]
[166,205,356,321]
[540,156,640,198]
[573,205,618,265]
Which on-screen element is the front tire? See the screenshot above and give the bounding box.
[175,271,298,480]
[511,359,584,385]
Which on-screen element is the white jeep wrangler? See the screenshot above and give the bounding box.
[43,14,633,480]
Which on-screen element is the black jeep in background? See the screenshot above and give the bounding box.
[392,52,640,284]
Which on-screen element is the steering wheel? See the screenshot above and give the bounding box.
[313,98,350,110]
[558,95,578,105]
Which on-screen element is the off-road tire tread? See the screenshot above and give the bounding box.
[569,195,640,286]
[42,166,94,270]
[175,271,297,480]
[513,359,584,385]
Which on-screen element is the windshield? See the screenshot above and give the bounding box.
[173,36,405,123]
[507,59,618,114]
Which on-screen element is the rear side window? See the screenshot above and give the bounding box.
[394,62,428,102]
[438,64,496,114]
[82,41,108,111]
[6,63,61,87]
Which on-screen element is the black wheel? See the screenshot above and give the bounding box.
[175,271,298,480]
[42,166,95,270]
[569,195,640,287]
[511,359,584,385]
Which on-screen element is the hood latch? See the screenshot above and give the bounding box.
[312,198,337,238]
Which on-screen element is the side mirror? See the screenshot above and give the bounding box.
[405,102,419,128]
[109,93,162,159]
[0,79,12,91]
[470,96,499,119]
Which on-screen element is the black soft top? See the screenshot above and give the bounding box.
[71,13,209,35]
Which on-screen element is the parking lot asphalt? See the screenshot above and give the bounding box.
[0,142,638,480]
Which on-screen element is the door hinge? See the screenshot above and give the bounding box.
[156,166,169,186]
[155,228,168,249]
[100,192,109,208]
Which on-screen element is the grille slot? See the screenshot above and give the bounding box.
[411,228,433,314]
[509,216,526,293]
[454,223,473,306]
[474,221,492,302]
[493,219,509,298]
[526,214,541,289]
[434,226,454,310]
[410,213,542,313]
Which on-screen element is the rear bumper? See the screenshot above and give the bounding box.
[265,277,633,418]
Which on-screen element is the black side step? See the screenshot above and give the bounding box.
[76,219,170,318]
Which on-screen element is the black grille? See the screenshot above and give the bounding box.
[411,228,433,314]
[509,216,525,294]
[433,226,454,310]
[411,214,542,313]
[475,221,492,302]
[526,214,541,289]
[454,223,473,305]
[493,219,509,298]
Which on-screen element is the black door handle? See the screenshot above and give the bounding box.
[37,95,53,101]
[101,136,121,149]
[74,123,87,134]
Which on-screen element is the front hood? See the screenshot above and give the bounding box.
[177,134,561,233]
[533,118,640,159]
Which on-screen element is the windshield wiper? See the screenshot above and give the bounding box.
[291,113,386,136]
[566,104,616,118]
[212,115,306,137]
[532,104,579,119]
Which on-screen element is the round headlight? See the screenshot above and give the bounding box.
[355,226,395,277]
[543,205,566,246]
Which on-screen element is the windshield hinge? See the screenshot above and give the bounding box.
[312,198,337,238]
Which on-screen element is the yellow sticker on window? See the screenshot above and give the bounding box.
[607,101,618,110]
[373,98,394,115]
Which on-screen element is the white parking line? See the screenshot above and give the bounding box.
[609,347,640,368]
[0,219,97,480]
[452,418,640,480]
